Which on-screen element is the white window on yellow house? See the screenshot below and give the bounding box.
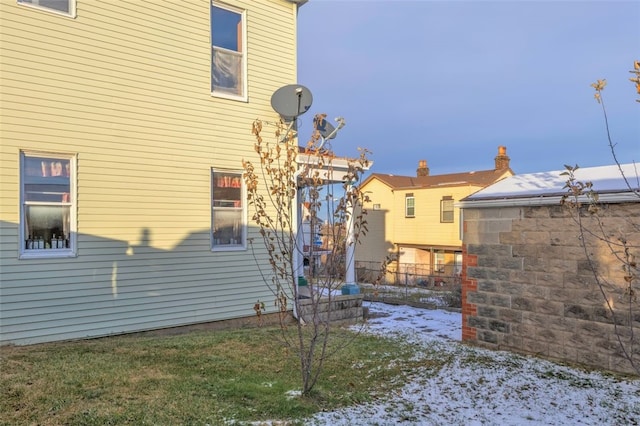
[405,194,415,218]
[17,0,75,17]
[441,196,454,223]
[211,170,245,250]
[211,2,247,100]
[21,151,76,258]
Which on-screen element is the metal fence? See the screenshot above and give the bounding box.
[355,260,461,288]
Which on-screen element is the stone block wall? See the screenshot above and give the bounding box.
[462,203,640,374]
[298,294,364,326]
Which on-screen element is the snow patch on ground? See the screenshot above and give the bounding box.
[307,301,640,425]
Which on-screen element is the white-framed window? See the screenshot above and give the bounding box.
[20,151,76,258]
[211,2,247,100]
[17,0,76,18]
[211,169,245,250]
[405,193,415,218]
[440,196,454,223]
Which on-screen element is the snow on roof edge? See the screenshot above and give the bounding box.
[462,163,639,203]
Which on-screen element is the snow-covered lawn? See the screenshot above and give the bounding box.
[307,301,640,425]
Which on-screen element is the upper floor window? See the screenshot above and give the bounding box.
[212,170,245,250]
[441,196,454,223]
[211,2,247,100]
[405,194,415,218]
[21,151,76,258]
[17,0,76,17]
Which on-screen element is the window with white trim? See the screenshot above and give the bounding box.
[211,2,246,99]
[440,196,454,223]
[17,0,75,17]
[405,193,415,218]
[212,170,245,249]
[21,152,76,257]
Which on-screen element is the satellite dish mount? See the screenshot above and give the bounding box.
[314,115,345,150]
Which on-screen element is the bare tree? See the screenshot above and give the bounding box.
[243,115,371,395]
[561,60,640,373]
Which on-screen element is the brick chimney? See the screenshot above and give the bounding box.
[417,159,429,177]
[494,146,510,170]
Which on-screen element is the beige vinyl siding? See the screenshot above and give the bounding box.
[393,185,482,247]
[356,176,489,266]
[0,0,297,344]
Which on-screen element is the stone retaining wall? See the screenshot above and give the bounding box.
[462,203,640,374]
[298,294,364,326]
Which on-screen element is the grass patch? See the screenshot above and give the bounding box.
[1,325,430,425]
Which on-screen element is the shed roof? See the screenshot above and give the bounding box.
[459,163,640,207]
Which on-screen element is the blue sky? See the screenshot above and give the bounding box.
[295,0,640,177]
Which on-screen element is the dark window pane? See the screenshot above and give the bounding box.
[441,198,454,223]
[212,171,243,247]
[212,209,242,245]
[24,181,71,202]
[19,0,70,13]
[24,205,71,250]
[24,156,70,178]
[23,156,71,202]
[211,6,241,52]
[406,196,415,217]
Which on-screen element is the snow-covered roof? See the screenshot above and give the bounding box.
[459,163,640,207]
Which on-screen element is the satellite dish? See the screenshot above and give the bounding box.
[316,117,336,140]
[271,84,313,121]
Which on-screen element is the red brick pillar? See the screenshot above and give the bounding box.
[461,242,477,341]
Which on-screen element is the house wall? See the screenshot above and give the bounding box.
[0,0,299,344]
[356,179,480,260]
[461,203,640,374]
[357,179,481,263]
[357,178,486,284]
[367,183,483,250]
[391,185,470,247]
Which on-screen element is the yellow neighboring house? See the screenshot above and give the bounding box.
[0,0,306,344]
[356,147,513,284]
